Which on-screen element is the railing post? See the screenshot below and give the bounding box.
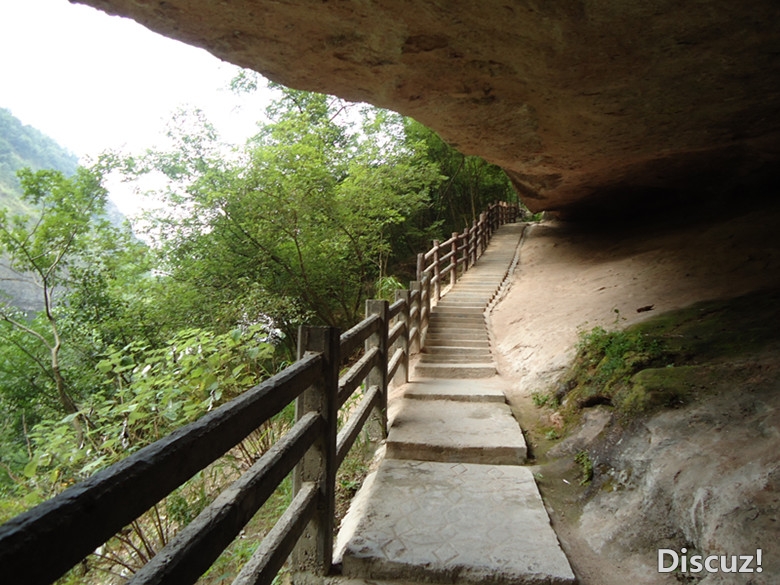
[409,280,421,353]
[416,252,424,283]
[461,227,469,274]
[470,219,477,267]
[450,231,458,288]
[292,326,340,579]
[432,239,441,303]
[420,274,431,348]
[476,214,483,258]
[480,212,487,256]
[394,290,410,385]
[365,300,388,437]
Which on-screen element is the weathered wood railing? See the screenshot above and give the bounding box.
[0,200,517,585]
[416,200,518,303]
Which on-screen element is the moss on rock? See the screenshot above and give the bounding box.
[557,287,780,421]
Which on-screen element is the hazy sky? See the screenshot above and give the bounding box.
[0,0,269,164]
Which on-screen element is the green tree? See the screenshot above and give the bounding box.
[403,119,518,237]
[0,160,140,445]
[132,92,442,350]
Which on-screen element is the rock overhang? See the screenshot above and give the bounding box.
[73,0,780,215]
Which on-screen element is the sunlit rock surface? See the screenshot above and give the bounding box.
[74,0,780,213]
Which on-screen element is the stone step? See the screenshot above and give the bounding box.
[425,327,488,335]
[428,316,485,326]
[437,298,492,305]
[419,353,491,364]
[430,310,484,318]
[433,305,487,312]
[336,460,576,585]
[430,306,484,315]
[427,320,487,328]
[437,299,492,306]
[425,331,489,341]
[433,303,486,310]
[402,378,506,402]
[429,312,485,320]
[440,290,494,297]
[424,338,489,348]
[424,335,489,345]
[423,345,492,356]
[443,288,495,293]
[385,399,527,464]
[414,362,496,379]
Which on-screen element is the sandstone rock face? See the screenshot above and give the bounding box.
[74,0,780,213]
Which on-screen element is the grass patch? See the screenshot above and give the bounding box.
[531,391,556,408]
[559,325,668,418]
[558,288,780,421]
[574,450,593,485]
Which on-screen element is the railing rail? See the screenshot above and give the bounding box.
[416,200,518,302]
[0,200,518,585]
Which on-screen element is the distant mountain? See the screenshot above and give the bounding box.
[0,107,79,214]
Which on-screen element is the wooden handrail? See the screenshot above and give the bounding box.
[0,199,519,585]
[0,353,323,585]
[416,200,519,292]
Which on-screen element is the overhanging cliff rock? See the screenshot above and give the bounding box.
[74,0,780,214]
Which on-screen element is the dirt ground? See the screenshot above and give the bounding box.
[488,206,780,584]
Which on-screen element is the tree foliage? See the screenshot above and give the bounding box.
[132,91,443,344]
[0,163,118,418]
[403,118,518,238]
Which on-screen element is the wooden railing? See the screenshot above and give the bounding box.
[0,201,517,585]
[417,200,518,303]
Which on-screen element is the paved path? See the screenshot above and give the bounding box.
[332,224,576,585]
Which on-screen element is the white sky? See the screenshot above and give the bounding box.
[0,0,273,215]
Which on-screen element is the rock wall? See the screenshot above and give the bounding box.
[490,208,780,584]
[73,0,780,213]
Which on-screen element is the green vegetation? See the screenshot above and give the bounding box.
[545,288,780,423]
[574,450,593,485]
[532,390,554,408]
[123,87,517,344]
[0,83,518,582]
[0,108,78,214]
[563,324,667,414]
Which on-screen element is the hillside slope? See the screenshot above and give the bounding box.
[0,107,79,211]
[491,208,780,583]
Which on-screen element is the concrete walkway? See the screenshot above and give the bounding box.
[333,224,576,585]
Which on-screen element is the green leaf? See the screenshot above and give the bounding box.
[23,459,38,479]
[128,409,148,423]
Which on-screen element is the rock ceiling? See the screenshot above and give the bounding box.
[75,0,780,214]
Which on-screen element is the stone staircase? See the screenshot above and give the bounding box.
[415,226,522,380]
[332,223,576,585]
